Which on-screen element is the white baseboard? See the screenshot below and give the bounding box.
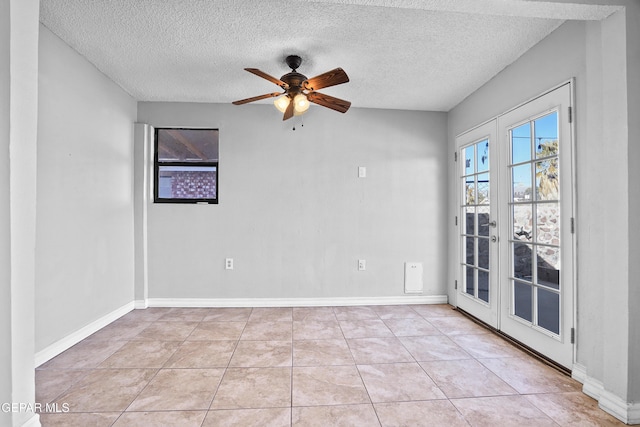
[571,363,588,384]
[571,362,640,424]
[134,299,148,309]
[599,388,640,425]
[145,295,448,308]
[629,405,640,425]
[34,301,134,368]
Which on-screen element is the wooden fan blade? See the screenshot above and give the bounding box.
[283,98,295,121]
[307,92,351,113]
[232,92,282,105]
[245,68,289,89]
[303,68,349,91]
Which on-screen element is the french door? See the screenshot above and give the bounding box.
[456,121,499,328]
[456,83,575,369]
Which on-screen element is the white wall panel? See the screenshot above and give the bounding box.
[35,25,137,353]
[138,103,448,300]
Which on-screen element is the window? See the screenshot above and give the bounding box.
[154,128,219,204]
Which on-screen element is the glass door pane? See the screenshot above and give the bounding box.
[461,138,491,304]
[508,111,561,335]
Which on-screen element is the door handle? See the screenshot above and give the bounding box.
[481,221,497,228]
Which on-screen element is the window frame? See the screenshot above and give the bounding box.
[153,127,219,204]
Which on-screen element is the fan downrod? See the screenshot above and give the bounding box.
[285,55,302,71]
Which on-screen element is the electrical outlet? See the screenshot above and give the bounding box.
[358,259,366,271]
[225,258,233,270]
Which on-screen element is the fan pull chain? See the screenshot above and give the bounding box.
[292,116,305,131]
[301,115,304,128]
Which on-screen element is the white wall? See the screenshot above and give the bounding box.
[3,1,40,426]
[597,8,630,408]
[0,1,13,423]
[35,25,137,352]
[137,103,448,302]
[448,7,640,422]
[624,0,640,404]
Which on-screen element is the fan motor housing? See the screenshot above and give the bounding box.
[281,72,307,93]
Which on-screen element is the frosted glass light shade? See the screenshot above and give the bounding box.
[274,95,290,113]
[293,94,310,115]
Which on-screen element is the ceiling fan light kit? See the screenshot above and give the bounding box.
[232,55,351,121]
[273,95,290,113]
[292,94,310,115]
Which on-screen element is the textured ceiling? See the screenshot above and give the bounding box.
[39,0,619,112]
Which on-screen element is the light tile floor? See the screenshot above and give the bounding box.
[36,305,624,426]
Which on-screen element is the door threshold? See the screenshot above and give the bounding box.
[455,307,571,377]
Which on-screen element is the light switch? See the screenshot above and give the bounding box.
[358,166,366,178]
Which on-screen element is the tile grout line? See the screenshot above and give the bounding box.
[290,309,294,426]
[384,308,470,427]
[103,308,176,427]
[116,309,203,422]
[205,307,253,417]
[361,307,390,426]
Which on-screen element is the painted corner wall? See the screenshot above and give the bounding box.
[3,1,40,426]
[0,0,13,421]
[448,7,640,422]
[35,24,137,352]
[624,0,640,405]
[137,103,448,301]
